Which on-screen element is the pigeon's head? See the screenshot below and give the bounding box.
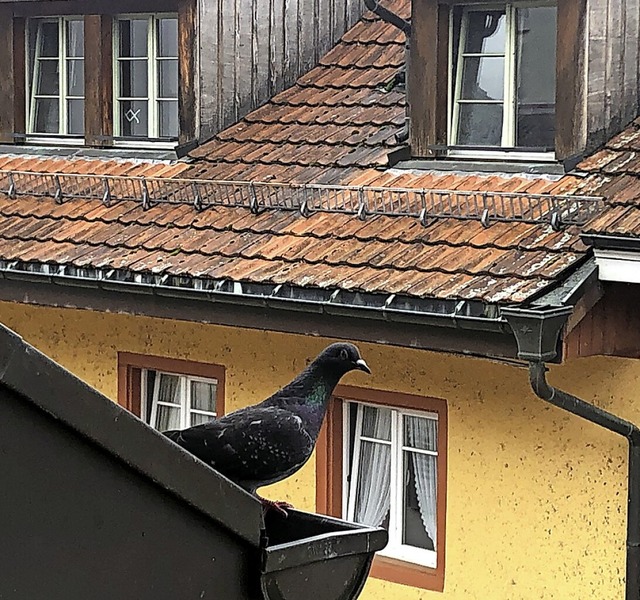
[315,342,371,376]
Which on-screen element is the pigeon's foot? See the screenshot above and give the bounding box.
[258,495,293,517]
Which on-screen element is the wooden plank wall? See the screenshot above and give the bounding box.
[198,0,364,140]
[586,0,640,151]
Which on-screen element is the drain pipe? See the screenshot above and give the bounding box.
[502,306,640,600]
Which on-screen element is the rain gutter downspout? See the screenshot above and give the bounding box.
[502,306,640,600]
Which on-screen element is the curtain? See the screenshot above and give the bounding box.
[153,373,181,430]
[352,407,392,528]
[407,417,438,546]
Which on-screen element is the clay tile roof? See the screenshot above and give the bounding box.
[0,0,635,311]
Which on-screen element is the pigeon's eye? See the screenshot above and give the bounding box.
[340,348,349,361]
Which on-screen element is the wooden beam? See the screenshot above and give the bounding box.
[13,18,26,139]
[555,0,587,160]
[178,0,197,144]
[0,5,15,143]
[409,0,448,158]
[84,15,113,147]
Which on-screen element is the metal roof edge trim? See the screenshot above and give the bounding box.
[581,233,640,252]
[0,323,264,546]
[0,260,510,334]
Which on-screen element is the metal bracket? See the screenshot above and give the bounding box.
[7,173,16,199]
[102,178,112,206]
[141,179,151,210]
[54,175,63,204]
[192,183,203,211]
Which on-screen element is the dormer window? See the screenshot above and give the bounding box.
[450,3,557,155]
[408,0,587,163]
[27,17,85,136]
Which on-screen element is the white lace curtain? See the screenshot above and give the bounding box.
[352,407,392,527]
[407,417,438,546]
[152,373,181,430]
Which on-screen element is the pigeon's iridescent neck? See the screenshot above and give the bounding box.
[307,378,333,406]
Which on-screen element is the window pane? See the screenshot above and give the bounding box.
[119,60,148,98]
[190,380,217,413]
[361,405,391,440]
[119,19,149,57]
[156,405,181,430]
[119,100,148,137]
[461,56,504,100]
[403,451,437,550]
[352,440,391,527]
[515,6,557,148]
[158,18,178,57]
[457,103,503,146]
[158,100,178,137]
[158,59,178,98]
[66,20,84,58]
[67,59,84,96]
[157,373,181,404]
[403,415,437,451]
[34,98,59,133]
[190,412,214,427]
[464,11,505,54]
[67,99,84,134]
[38,21,60,57]
[36,60,60,95]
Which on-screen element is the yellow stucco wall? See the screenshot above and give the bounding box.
[1,300,637,599]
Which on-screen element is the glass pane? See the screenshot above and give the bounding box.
[67,59,84,96]
[66,20,84,57]
[67,98,84,134]
[156,405,181,430]
[352,440,391,527]
[403,415,437,451]
[464,11,506,54]
[38,21,60,57]
[190,380,217,413]
[120,100,148,137]
[361,405,391,441]
[158,59,178,98]
[34,98,59,133]
[457,103,503,146]
[157,373,181,404]
[515,6,557,148]
[190,412,214,427]
[119,19,149,57]
[158,100,179,137]
[158,18,178,57]
[461,56,504,100]
[36,60,60,95]
[403,451,437,550]
[119,59,148,98]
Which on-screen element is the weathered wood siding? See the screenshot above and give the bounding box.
[585,0,640,151]
[198,0,364,140]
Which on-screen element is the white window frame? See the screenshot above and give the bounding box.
[142,369,218,430]
[343,400,439,568]
[26,16,85,139]
[113,13,179,143]
[448,0,556,161]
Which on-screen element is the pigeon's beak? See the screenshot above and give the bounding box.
[355,358,371,374]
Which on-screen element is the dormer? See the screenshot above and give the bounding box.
[408,0,636,165]
[0,0,363,152]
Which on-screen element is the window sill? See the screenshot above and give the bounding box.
[370,554,444,591]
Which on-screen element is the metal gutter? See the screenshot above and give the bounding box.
[502,306,640,600]
[0,259,508,334]
[581,233,640,252]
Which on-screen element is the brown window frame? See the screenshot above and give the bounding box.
[117,352,225,423]
[0,0,196,147]
[316,385,448,592]
[409,0,586,161]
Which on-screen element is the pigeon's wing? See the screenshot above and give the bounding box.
[165,405,314,490]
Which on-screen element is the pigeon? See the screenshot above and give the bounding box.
[163,342,370,514]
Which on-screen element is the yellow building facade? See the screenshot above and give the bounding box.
[1,299,636,599]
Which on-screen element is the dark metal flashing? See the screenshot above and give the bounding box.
[0,144,182,162]
[0,322,264,546]
[392,159,566,176]
[0,268,520,360]
[581,233,640,252]
[531,258,599,307]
